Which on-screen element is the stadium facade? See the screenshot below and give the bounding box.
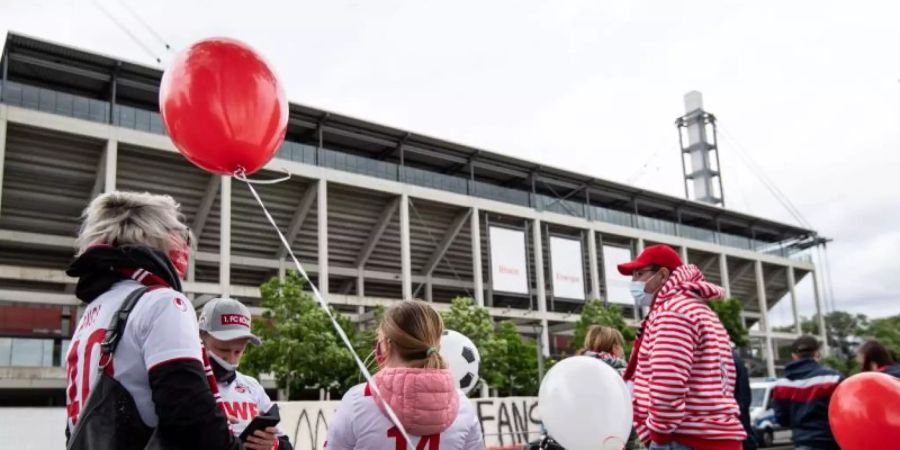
[0,33,828,404]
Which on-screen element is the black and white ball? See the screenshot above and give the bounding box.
[440,329,481,394]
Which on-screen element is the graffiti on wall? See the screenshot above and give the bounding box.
[278,396,542,450]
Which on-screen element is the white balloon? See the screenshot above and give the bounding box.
[439,330,481,394]
[539,356,633,450]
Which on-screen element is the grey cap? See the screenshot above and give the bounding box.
[198,298,261,345]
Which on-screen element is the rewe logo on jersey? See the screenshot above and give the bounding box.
[221,314,250,328]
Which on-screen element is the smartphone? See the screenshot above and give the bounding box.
[239,404,281,442]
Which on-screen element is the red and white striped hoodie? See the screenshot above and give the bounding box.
[625,264,746,450]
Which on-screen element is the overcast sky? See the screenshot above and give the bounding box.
[2,0,898,321]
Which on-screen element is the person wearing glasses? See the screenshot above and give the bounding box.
[619,245,746,450]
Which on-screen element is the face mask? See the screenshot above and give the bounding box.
[375,339,387,368]
[630,281,653,306]
[208,350,239,372]
[168,234,190,279]
[630,271,661,306]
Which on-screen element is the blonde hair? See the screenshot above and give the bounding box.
[578,325,624,355]
[76,191,190,255]
[380,300,446,369]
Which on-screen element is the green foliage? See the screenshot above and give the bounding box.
[822,355,859,377]
[708,298,750,349]
[492,320,540,396]
[863,315,900,358]
[571,300,636,355]
[241,272,367,398]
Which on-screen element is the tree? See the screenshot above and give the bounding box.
[864,315,900,358]
[571,300,636,355]
[492,320,540,396]
[241,272,365,398]
[441,297,505,392]
[708,298,750,349]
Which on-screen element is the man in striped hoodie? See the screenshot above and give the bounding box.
[619,245,746,450]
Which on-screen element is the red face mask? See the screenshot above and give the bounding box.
[168,233,190,279]
[375,339,387,368]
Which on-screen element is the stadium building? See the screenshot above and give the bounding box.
[0,33,829,404]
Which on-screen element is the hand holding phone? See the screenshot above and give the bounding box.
[239,404,281,443]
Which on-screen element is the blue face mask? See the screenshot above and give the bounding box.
[630,281,652,306]
[630,271,660,306]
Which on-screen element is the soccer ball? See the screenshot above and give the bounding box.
[440,329,480,395]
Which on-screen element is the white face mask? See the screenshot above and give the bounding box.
[208,350,239,372]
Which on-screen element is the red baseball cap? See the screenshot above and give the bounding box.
[617,244,683,276]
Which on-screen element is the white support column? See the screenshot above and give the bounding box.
[787,267,801,335]
[278,257,286,281]
[219,176,231,298]
[0,105,7,218]
[680,246,689,263]
[356,272,365,299]
[470,208,484,306]
[811,270,830,355]
[587,231,601,300]
[636,237,645,254]
[400,193,412,300]
[719,253,731,298]
[104,135,117,193]
[532,219,550,357]
[755,260,775,377]
[318,179,329,299]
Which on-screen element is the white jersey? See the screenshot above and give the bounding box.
[325,383,484,450]
[65,280,202,433]
[216,370,286,438]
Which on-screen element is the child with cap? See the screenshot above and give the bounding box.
[199,297,294,450]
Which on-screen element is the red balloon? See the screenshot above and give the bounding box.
[829,372,900,450]
[159,38,288,176]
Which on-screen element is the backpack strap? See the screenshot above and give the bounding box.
[100,286,151,357]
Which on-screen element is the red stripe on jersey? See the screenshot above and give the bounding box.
[772,382,838,402]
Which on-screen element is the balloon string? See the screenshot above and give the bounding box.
[233,167,292,185]
[238,177,415,449]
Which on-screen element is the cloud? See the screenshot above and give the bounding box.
[2,0,898,318]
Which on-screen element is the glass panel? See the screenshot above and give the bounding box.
[637,216,676,235]
[61,339,71,368]
[39,88,55,112]
[472,181,530,206]
[720,232,752,249]
[0,338,11,366]
[73,96,91,120]
[55,92,74,116]
[681,224,717,243]
[22,83,40,108]
[9,338,51,367]
[590,206,634,227]
[134,108,151,132]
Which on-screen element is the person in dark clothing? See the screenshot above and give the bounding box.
[857,339,900,378]
[65,192,242,450]
[731,350,758,450]
[771,336,842,450]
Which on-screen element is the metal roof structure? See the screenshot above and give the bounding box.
[1,32,820,246]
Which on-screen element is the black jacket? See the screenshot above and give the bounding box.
[732,351,758,450]
[772,358,842,450]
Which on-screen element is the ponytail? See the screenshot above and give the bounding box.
[380,300,447,369]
